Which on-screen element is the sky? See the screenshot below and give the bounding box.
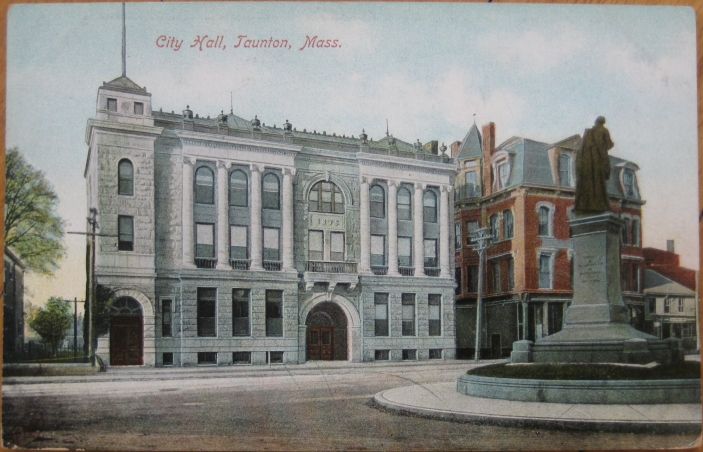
[5,2,698,308]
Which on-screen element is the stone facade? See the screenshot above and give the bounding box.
[86,75,456,366]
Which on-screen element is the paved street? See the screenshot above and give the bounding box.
[3,361,699,450]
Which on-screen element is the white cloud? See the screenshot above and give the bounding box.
[476,26,586,74]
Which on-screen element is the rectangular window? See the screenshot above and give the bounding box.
[428,294,441,336]
[539,254,552,289]
[508,257,515,290]
[370,235,386,266]
[678,298,685,313]
[465,171,479,197]
[402,293,416,336]
[330,232,345,261]
[455,223,462,250]
[466,221,479,245]
[232,351,251,365]
[268,351,284,364]
[133,101,144,115]
[398,237,412,267]
[161,299,172,337]
[664,298,671,313]
[492,261,501,293]
[308,230,323,261]
[374,350,389,360]
[232,289,250,337]
[197,352,217,365]
[455,267,462,295]
[162,352,174,366]
[195,223,215,258]
[266,290,283,337]
[197,288,217,337]
[402,349,417,360]
[107,97,117,112]
[429,349,442,359]
[424,239,438,268]
[468,265,478,292]
[263,227,280,261]
[374,293,389,336]
[230,225,248,260]
[118,215,134,251]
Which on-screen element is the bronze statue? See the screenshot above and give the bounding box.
[575,116,614,213]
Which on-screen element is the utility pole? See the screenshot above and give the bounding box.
[68,208,116,367]
[470,227,493,363]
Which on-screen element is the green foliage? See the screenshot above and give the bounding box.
[27,297,72,356]
[5,147,65,274]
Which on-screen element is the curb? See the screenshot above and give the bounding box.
[372,389,703,434]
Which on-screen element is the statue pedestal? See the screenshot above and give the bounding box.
[511,213,681,364]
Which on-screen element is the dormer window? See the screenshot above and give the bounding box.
[465,171,480,197]
[107,98,117,112]
[134,102,144,115]
[623,169,636,197]
[492,152,511,190]
[559,154,572,187]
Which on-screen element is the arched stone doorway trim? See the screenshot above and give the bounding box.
[103,288,155,366]
[299,293,361,362]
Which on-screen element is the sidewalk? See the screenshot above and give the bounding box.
[3,359,493,385]
[374,382,702,433]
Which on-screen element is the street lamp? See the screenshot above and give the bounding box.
[470,227,493,363]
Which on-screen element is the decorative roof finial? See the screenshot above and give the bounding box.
[440,142,448,156]
[251,115,261,129]
[284,119,292,132]
[473,113,477,125]
[360,129,368,144]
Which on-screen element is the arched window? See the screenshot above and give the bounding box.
[118,159,134,196]
[262,173,280,210]
[538,205,551,236]
[309,181,344,214]
[229,170,248,207]
[503,210,514,239]
[195,166,214,204]
[423,190,437,223]
[397,187,411,220]
[559,154,572,187]
[370,185,385,218]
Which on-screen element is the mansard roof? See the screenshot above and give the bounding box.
[102,75,148,95]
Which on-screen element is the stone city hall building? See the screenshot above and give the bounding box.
[452,122,645,359]
[86,73,456,366]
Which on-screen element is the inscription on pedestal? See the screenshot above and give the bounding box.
[578,254,604,283]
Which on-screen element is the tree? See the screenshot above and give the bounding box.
[28,297,72,356]
[5,147,65,274]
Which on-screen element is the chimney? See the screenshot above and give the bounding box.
[481,122,496,196]
[450,141,462,159]
[666,239,675,253]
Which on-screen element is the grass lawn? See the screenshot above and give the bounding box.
[467,361,701,380]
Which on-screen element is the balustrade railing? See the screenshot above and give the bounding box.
[371,266,388,275]
[263,261,282,271]
[424,267,441,277]
[195,258,217,269]
[230,259,251,270]
[399,266,415,276]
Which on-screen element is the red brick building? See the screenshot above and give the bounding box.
[453,122,645,358]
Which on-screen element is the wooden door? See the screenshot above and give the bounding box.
[307,326,334,361]
[110,316,143,365]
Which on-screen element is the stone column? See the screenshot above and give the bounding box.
[359,177,371,273]
[216,161,230,270]
[249,164,263,271]
[387,180,399,276]
[282,168,296,272]
[439,185,451,278]
[413,182,425,277]
[182,156,196,268]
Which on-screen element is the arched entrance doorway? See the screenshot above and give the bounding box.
[109,297,143,365]
[306,302,348,361]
